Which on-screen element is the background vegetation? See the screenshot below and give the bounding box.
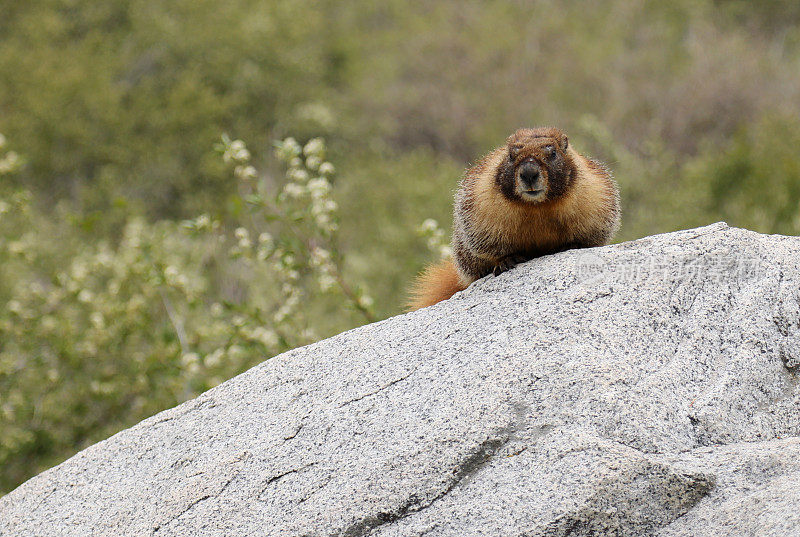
[2,0,799,493]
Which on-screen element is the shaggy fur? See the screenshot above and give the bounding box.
[407,127,620,311]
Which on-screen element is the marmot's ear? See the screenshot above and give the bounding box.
[560,134,569,151]
[507,132,522,161]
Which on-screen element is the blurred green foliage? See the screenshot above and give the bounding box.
[1,0,799,493]
[0,136,372,491]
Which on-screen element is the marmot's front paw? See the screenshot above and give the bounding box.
[492,255,528,276]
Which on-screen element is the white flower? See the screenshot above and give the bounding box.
[165,266,187,287]
[303,138,325,158]
[282,182,306,198]
[305,155,321,170]
[0,151,20,173]
[249,327,278,347]
[7,300,22,314]
[223,140,251,163]
[205,348,224,367]
[196,214,211,229]
[318,273,336,291]
[275,138,302,162]
[419,218,439,233]
[286,168,309,183]
[258,232,273,244]
[310,247,331,266]
[319,218,338,233]
[234,165,257,180]
[41,315,57,331]
[127,295,145,314]
[77,289,94,303]
[273,292,299,322]
[181,353,200,367]
[95,251,113,267]
[359,294,374,307]
[28,282,44,295]
[282,138,302,157]
[219,345,244,364]
[307,177,330,198]
[234,227,249,240]
[90,312,105,329]
[300,327,318,341]
[318,162,335,176]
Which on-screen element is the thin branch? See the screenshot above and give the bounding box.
[331,266,376,323]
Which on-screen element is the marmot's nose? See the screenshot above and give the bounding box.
[519,161,542,189]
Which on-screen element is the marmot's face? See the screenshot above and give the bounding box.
[504,127,574,203]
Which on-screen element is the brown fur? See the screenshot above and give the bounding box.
[407,127,620,311]
[406,258,466,311]
[468,149,616,250]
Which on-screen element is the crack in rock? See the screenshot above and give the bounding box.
[152,474,236,534]
[152,494,210,534]
[337,367,419,409]
[336,405,529,537]
[258,462,318,499]
[337,435,510,537]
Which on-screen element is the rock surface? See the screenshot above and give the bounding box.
[2,223,800,536]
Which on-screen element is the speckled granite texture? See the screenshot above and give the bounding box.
[2,223,799,537]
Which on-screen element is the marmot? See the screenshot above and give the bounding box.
[407,126,620,310]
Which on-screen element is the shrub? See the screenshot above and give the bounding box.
[0,134,373,493]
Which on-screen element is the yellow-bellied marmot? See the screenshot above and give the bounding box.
[408,126,620,310]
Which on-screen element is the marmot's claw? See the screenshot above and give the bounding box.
[492,255,527,276]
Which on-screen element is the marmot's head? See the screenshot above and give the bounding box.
[499,127,575,203]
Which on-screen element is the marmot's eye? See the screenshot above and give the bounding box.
[545,146,557,160]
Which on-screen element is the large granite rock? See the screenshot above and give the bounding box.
[2,223,799,536]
